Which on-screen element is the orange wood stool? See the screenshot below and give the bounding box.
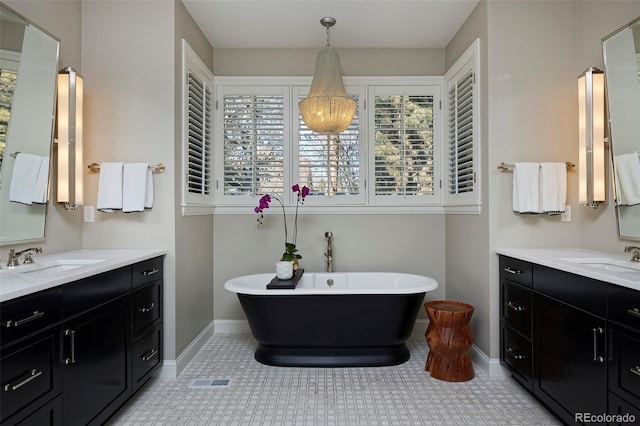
[424,300,475,382]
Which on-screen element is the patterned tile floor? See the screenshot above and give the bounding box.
[108,333,560,425]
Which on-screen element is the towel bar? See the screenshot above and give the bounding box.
[88,162,165,174]
[497,161,575,172]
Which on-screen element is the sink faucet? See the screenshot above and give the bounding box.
[324,231,333,272]
[7,247,43,268]
[625,246,640,262]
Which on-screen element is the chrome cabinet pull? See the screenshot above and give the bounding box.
[142,268,159,277]
[628,308,640,318]
[3,369,42,392]
[503,266,522,275]
[138,303,156,313]
[4,311,44,328]
[506,301,526,312]
[506,347,526,360]
[630,366,640,377]
[64,329,76,365]
[592,327,604,363]
[140,348,158,361]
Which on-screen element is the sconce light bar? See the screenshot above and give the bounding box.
[578,67,606,209]
[56,66,83,210]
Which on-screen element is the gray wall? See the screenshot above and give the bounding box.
[211,47,447,321]
[444,0,640,359]
[173,0,215,357]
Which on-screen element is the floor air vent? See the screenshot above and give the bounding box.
[189,378,231,389]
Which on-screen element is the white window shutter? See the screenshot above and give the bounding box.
[444,39,481,208]
[369,85,441,205]
[293,85,365,205]
[217,85,289,205]
[182,40,214,214]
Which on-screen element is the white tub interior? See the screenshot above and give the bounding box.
[224,272,438,295]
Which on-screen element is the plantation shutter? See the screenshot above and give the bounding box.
[297,93,360,197]
[444,39,480,209]
[187,72,212,196]
[370,86,440,205]
[447,70,474,195]
[181,40,214,213]
[220,87,287,200]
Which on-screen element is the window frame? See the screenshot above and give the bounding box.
[214,76,445,214]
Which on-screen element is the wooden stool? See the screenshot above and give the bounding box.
[424,300,475,382]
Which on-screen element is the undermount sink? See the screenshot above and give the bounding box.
[16,259,106,275]
[560,257,640,275]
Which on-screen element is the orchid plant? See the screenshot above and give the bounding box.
[255,184,310,262]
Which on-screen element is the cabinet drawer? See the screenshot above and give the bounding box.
[4,395,62,426]
[132,281,162,338]
[501,280,532,337]
[1,290,62,347]
[609,285,640,331]
[132,325,162,392]
[499,256,532,288]
[62,267,131,319]
[0,332,61,424]
[132,257,163,289]
[609,326,640,408]
[501,325,532,388]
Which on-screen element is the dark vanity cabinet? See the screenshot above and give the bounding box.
[499,255,639,425]
[607,285,640,423]
[0,290,63,425]
[0,256,164,426]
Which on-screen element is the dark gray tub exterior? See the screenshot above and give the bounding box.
[237,292,426,367]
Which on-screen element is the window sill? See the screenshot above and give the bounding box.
[214,205,447,215]
[182,204,215,216]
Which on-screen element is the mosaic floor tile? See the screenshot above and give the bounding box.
[108,334,560,426]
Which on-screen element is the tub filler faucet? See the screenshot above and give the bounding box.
[324,231,333,272]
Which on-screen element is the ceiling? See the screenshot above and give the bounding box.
[182,0,480,49]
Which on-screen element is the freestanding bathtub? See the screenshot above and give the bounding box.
[224,272,438,367]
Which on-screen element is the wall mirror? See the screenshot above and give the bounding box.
[603,16,640,241]
[0,2,59,245]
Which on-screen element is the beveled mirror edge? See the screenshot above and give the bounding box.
[0,1,61,246]
[602,15,640,242]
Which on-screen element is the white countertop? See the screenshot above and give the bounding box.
[0,249,167,303]
[495,248,640,292]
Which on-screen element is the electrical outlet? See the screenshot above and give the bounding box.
[560,205,571,222]
[83,206,95,223]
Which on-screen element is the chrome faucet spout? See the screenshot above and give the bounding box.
[324,231,333,272]
[7,247,43,268]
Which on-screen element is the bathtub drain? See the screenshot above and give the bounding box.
[189,378,231,389]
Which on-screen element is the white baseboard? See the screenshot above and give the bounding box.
[214,319,251,334]
[164,319,507,379]
[158,320,216,380]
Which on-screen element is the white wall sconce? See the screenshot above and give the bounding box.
[56,66,83,210]
[578,67,606,209]
[298,17,356,135]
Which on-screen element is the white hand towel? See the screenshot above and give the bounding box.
[540,162,567,214]
[513,162,540,214]
[123,163,149,213]
[9,153,43,205]
[97,162,123,212]
[144,168,154,209]
[614,152,640,206]
[32,156,50,204]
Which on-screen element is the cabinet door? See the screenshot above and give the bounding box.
[62,300,131,426]
[534,293,607,425]
[609,325,640,409]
